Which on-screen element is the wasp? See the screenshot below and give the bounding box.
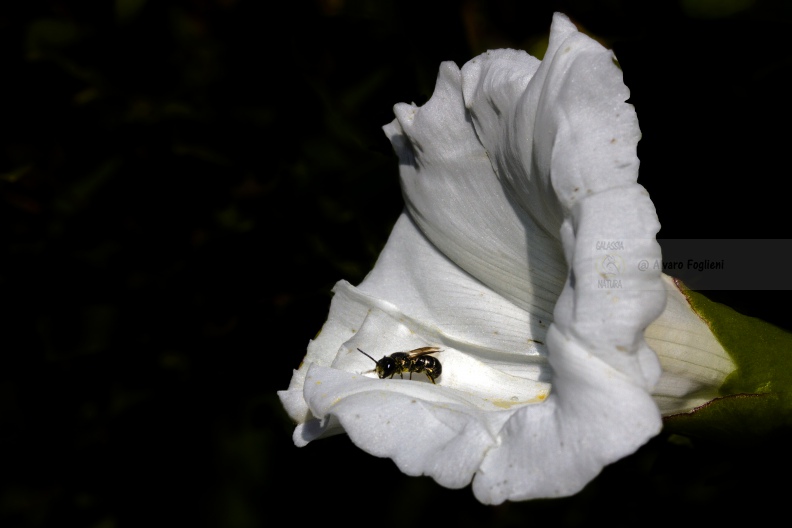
[357,346,443,384]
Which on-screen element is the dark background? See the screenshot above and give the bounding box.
[2,1,791,527]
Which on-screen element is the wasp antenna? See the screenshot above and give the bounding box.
[357,348,377,363]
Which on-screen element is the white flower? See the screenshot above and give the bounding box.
[278,12,733,505]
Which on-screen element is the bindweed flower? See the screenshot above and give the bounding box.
[278,12,743,504]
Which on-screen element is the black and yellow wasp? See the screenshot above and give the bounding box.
[357,346,443,384]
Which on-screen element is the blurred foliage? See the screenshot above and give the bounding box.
[1,1,791,527]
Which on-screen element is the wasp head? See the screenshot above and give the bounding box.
[357,348,401,379]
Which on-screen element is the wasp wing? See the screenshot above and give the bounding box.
[405,346,442,358]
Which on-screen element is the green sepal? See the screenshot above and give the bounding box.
[663,280,792,444]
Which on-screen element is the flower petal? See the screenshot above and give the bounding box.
[302,364,495,489]
[279,11,669,505]
[385,56,565,317]
[473,325,661,502]
[647,274,735,414]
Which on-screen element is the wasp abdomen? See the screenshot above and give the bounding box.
[410,355,441,380]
